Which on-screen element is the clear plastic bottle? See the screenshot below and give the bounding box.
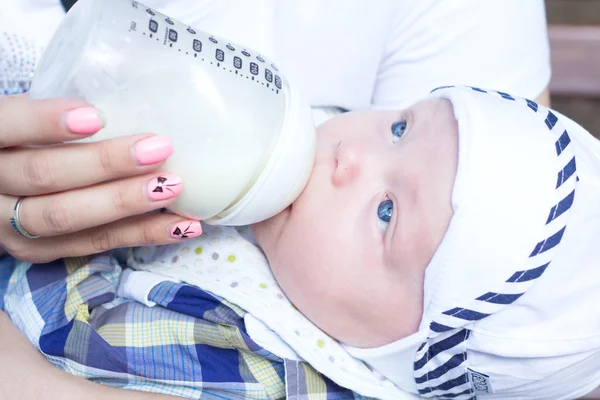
[30,0,315,225]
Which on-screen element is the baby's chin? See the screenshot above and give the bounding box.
[251,203,292,250]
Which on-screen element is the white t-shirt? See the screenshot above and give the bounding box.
[2,0,550,108]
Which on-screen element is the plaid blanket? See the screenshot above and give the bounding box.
[0,254,369,400]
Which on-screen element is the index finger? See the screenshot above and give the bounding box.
[0,94,102,148]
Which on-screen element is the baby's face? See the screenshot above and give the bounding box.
[253,98,458,348]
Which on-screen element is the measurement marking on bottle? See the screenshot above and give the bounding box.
[137,15,282,94]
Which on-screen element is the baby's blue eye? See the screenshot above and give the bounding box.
[378,199,393,232]
[391,120,407,142]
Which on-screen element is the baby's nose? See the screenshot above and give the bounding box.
[333,140,363,186]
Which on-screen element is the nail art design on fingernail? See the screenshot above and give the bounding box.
[171,221,202,239]
[148,174,182,201]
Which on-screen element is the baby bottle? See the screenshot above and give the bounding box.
[29,0,315,226]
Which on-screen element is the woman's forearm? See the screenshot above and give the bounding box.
[0,310,180,400]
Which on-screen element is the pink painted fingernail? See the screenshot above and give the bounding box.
[65,107,105,134]
[170,220,202,239]
[135,136,174,165]
[148,174,182,201]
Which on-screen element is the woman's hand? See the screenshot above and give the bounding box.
[0,95,201,263]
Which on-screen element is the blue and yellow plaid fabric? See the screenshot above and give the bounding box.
[0,254,370,399]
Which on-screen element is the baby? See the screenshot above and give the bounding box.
[3,86,600,400]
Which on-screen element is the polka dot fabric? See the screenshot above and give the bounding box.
[0,31,41,95]
[128,224,416,400]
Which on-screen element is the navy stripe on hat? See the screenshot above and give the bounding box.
[529,227,566,257]
[475,292,524,304]
[442,308,489,321]
[418,373,469,395]
[430,322,454,333]
[555,131,571,155]
[414,329,470,370]
[546,111,559,130]
[527,99,539,112]
[415,353,467,384]
[556,157,577,188]
[506,262,550,283]
[546,190,575,224]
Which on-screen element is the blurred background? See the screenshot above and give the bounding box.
[546,0,600,138]
[548,4,600,398]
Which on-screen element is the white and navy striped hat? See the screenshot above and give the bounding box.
[349,86,600,400]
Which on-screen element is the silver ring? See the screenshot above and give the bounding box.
[9,197,40,239]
